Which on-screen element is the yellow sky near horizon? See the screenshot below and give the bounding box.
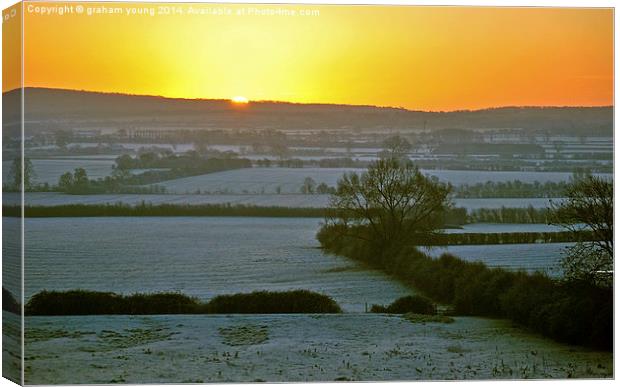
[4,2,614,111]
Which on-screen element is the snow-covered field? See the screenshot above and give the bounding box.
[445,223,564,234]
[6,192,560,210]
[152,168,363,194]
[14,217,410,311]
[16,313,612,384]
[11,216,570,306]
[427,243,569,276]
[153,168,606,194]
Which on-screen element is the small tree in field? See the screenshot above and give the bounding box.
[551,175,613,287]
[325,158,451,251]
[300,177,317,194]
[58,172,74,191]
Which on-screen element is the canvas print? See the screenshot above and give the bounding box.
[1,1,614,384]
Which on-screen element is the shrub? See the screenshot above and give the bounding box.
[122,293,204,315]
[204,290,342,314]
[369,304,388,313]
[499,272,557,327]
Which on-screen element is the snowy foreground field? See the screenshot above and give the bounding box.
[10,313,612,383]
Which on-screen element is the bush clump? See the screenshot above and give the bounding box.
[204,290,342,314]
[25,289,342,315]
[25,290,204,315]
[370,295,436,314]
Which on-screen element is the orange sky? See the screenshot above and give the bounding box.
[4,2,614,111]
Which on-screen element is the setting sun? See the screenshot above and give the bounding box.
[231,96,249,104]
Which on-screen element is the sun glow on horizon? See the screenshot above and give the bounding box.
[231,96,250,104]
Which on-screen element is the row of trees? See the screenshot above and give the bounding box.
[455,180,570,198]
[299,177,335,194]
[57,168,167,194]
[114,150,240,171]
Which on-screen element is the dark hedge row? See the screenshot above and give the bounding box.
[6,203,558,227]
[317,225,612,350]
[4,204,327,218]
[24,289,342,315]
[455,180,569,198]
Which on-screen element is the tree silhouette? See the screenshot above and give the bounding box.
[551,175,613,287]
[326,158,451,251]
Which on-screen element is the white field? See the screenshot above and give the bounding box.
[152,168,605,194]
[6,192,562,210]
[426,243,569,276]
[153,168,363,194]
[17,313,612,384]
[445,223,564,234]
[12,216,569,308]
[16,217,411,311]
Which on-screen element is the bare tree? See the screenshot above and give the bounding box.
[380,135,412,162]
[551,175,613,287]
[325,158,452,251]
[8,157,35,191]
[300,177,317,194]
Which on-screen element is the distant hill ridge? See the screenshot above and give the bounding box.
[2,87,613,134]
